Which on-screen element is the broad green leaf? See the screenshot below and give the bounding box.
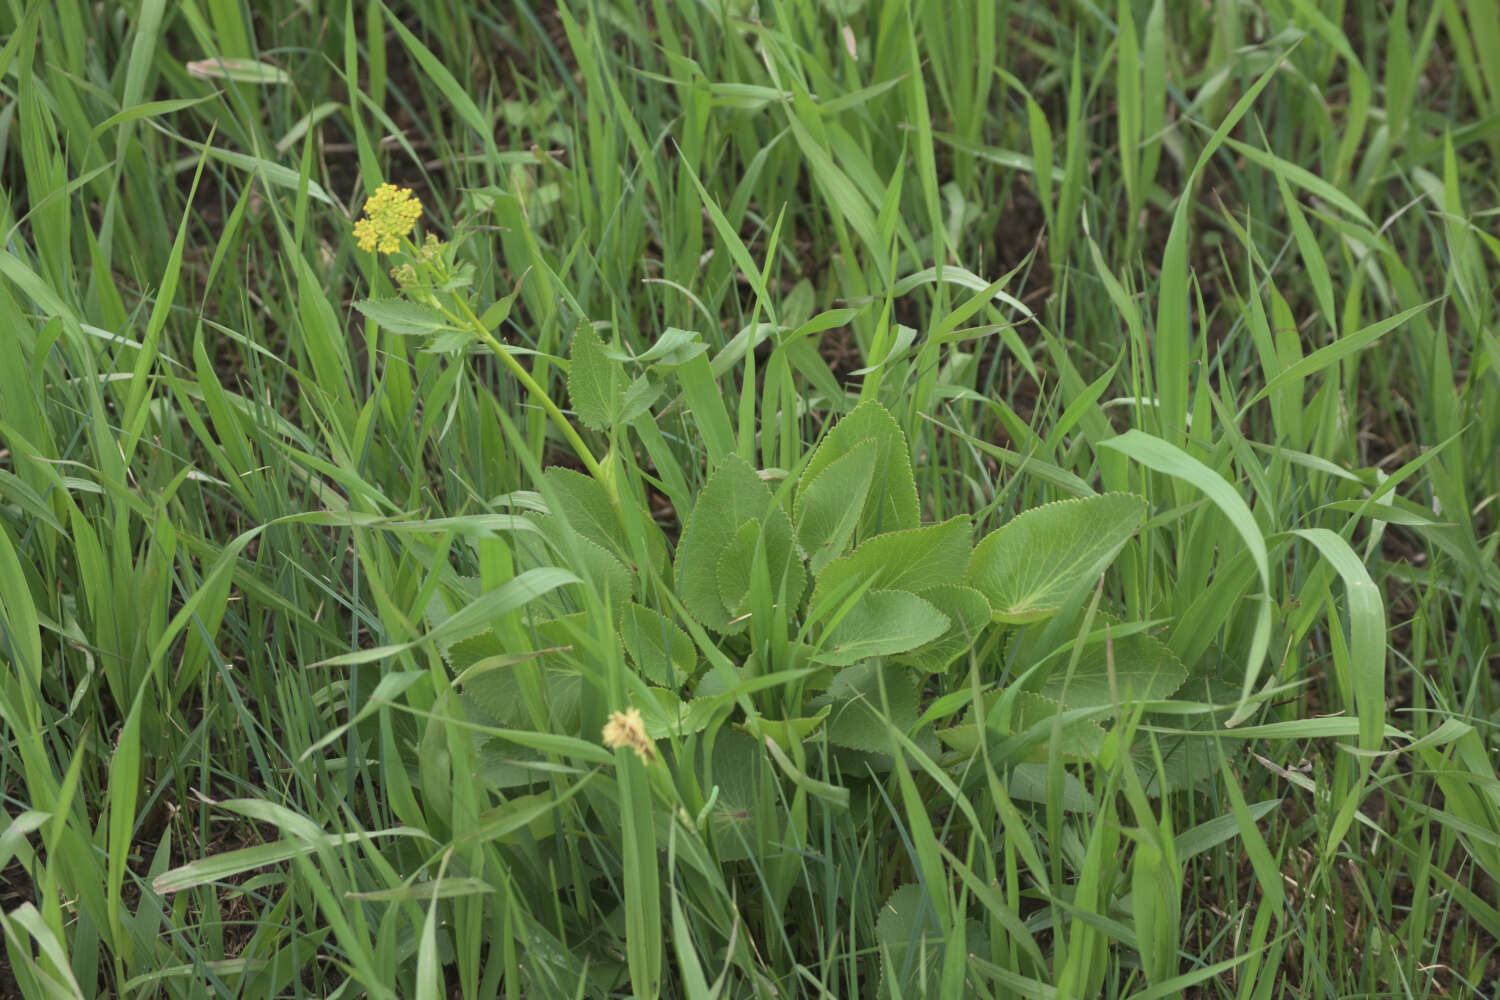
[716,518,763,618]
[541,466,666,576]
[800,401,919,541]
[703,731,770,862]
[620,604,695,686]
[967,493,1147,623]
[811,515,972,613]
[818,662,921,753]
[674,454,794,630]
[793,437,877,573]
[1036,628,1187,709]
[898,585,992,673]
[568,323,628,431]
[518,517,634,610]
[456,614,587,725]
[876,884,988,1000]
[353,298,452,335]
[814,590,949,666]
[636,688,719,739]
[715,508,804,626]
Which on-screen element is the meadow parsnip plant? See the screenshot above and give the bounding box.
[1,1,1498,998]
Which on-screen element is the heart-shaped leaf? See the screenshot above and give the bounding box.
[810,515,971,615]
[799,401,919,541]
[814,590,949,666]
[967,493,1147,623]
[619,603,695,686]
[1035,626,1187,709]
[793,437,877,573]
[674,455,802,630]
[897,584,992,673]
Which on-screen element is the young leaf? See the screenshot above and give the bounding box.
[568,323,628,431]
[619,604,696,686]
[793,437,877,573]
[354,298,452,335]
[715,518,763,618]
[800,401,920,541]
[674,454,795,630]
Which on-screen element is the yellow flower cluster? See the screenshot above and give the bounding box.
[602,707,656,763]
[353,183,422,254]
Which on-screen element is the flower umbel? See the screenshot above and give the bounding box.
[602,707,656,764]
[353,183,423,254]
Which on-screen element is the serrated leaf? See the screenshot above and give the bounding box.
[636,687,719,739]
[568,323,628,431]
[810,516,971,615]
[876,884,941,994]
[674,455,796,630]
[874,885,986,1000]
[793,437,877,573]
[1036,627,1187,709]
[619,604,695,686]
[422,329,478,354]
[1007,691,1107,759]
[513,515,634,613]
[800,401,919,540]
[897,585,992,673]
[967,493,1147,623]
[814,590,949,666]
[354,298,452,335]
[540,467,666,576]
[460,616,585,732]
[716,518,762,617]
[817,661,920,755]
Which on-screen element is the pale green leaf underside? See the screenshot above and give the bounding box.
[815,589,949,666]
[967,492,1147,623]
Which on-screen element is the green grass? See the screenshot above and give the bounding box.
[1,0,1498,997]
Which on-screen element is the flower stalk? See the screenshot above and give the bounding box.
[353,184,608,490]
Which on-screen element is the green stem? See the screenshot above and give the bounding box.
[444,296,608,486]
